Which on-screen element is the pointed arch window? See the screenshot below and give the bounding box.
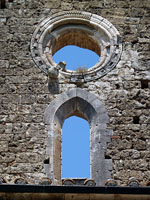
[44,88,113,186]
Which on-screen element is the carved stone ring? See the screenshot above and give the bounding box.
[31,11,122,83]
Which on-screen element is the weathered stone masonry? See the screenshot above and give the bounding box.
[0,0,150,186]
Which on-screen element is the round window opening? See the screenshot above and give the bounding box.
[53,45,100,71]
[31,11,122,83]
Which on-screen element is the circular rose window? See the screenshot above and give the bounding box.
[31,11,122,83]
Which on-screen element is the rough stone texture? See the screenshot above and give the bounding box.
[0,0,150,186]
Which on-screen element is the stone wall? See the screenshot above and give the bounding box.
[0,0,150,185]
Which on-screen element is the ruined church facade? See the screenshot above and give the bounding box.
[0,0,150,186]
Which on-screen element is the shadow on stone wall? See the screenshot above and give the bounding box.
[48,79,59,94]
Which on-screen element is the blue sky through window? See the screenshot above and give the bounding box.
[53,45,99,70]
[62,116,90,178]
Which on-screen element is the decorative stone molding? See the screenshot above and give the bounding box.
[14,178,28,185]
[62,179,75,186]
[84,179,96,186]
[44,88,113,186]
[39,178,52,185]
[105,179,118,187]
[128,177,140,187]
[31,11,122,83]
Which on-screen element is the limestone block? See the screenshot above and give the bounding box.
[0,141,8,152]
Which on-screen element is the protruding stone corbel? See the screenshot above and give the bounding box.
[105,179,118,186]
[47,61,66,94]
[14,178,28,185]
[128,177,140,187]
[48,61,66,79]
[39,177,52,185]
[62,179,75,186]
[84,179,96,186]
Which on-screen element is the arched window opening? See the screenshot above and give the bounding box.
[53,45,99,71]
[62,116,90,178]
[44,88,112,185]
